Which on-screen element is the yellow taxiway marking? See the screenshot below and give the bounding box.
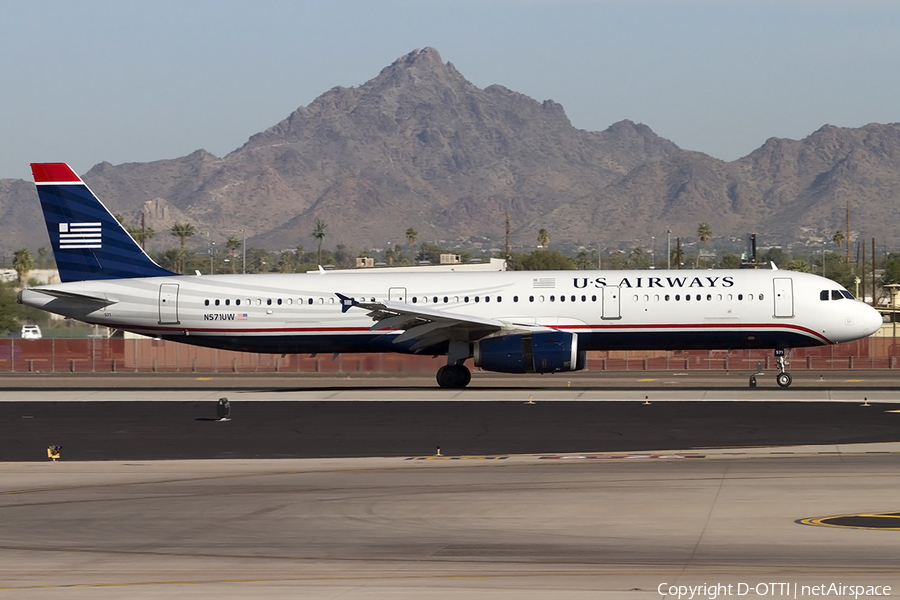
[196,377,212,380]
[845,379,864,382]
[638,378,658,382]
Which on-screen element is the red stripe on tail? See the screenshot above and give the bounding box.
[31,163,82,183]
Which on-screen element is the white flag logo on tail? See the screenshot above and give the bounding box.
[59,222,102,249]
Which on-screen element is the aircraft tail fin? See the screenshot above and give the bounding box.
[31,163,176,282]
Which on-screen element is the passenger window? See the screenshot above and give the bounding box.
[550,295,555,302]
[832,290,843,300]
[225,299,230,306]
[464,296,469,303]
[308,298,313,305]
[696,294,701,301]
[256,299,262,306]
[581,295,586,302]
[675,294,680,301]
[748,294,754,301]
[706,294,712,301]
[717,294,722,301]
[277,298,282,305]
[267,299,272,305]
[591,295,597,302]
[443,296,449,303]
[665,294,670,301]
[497,296,502,303]
[433,297,438,303]
[759,294,764,301]
[204,299,210,306]
[529,296,534,302]
[559,295,565,302]
[412,297,417,303]
[215,299,220,306]
[738,294,743,301]
[474,296,480,303]
[485,296,490,303]
[236,299,241,306]
[514,296,518,302]
[539,296,545,302]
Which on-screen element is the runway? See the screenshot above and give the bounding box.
[2,372,900,597]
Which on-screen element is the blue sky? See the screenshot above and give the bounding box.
[1,0,898,180]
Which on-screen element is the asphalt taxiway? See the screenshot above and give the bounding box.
[1,371,899,597]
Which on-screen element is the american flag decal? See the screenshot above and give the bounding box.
[237,313,248,320]
[59,222,102,249]
[532,277,556,289]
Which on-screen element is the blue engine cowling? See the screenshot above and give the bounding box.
[473,331,586,374]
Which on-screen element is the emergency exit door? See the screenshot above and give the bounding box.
[602,285,621,320]
[773,277,794,318]
[158,283,180,324]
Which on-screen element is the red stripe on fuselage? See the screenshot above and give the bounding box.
[31,163,82,183]
[101,321,832,344]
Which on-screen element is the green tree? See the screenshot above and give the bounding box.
[246,248,273,274]
[37,246,48,269]
[225,236,242,273]
[405,227,417,251]
[719,252,742,269]
[787,258,811,273]
[626,247,650,270]
[508,249,575,270]
[574,247,598,270]
[276,251,295,273]
[12,248,33,286]
[537,228,550,249]
[159,248,187,273]
[697,222,712,246]
[311,219,327,266]
[832,230,845,250]
[170,223,196,273]
[0,281,24,334]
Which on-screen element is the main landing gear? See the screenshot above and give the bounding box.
[436,340,472,389]
[436,364,471,389]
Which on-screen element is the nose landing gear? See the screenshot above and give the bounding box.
[775,349,792,388]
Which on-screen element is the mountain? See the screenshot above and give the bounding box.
[2,47,900,257]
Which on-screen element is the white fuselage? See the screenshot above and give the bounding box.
[19,268,883,356]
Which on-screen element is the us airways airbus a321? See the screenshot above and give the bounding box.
[18,163,882,388]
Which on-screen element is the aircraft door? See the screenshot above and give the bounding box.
[158,283,180,324]
[773,277,794,318]
[388,287,407,303]
[602,286,621,320]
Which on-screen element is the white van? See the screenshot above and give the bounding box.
[21,325,42,340]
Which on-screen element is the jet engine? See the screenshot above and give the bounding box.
[473,331,586,374]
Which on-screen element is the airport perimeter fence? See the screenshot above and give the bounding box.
[0,337,898,374]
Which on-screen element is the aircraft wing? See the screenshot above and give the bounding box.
[336,293,504,351]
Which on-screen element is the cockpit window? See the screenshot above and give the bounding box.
[840,290,854,299]
[820,290,829,301]
[831,290,843,300]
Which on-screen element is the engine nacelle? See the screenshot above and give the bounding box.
[473,331,586,374]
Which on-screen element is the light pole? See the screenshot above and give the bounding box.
[651,236,656,269]
[667,230,671,270]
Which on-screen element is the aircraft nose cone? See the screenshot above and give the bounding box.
[862,304,883,336]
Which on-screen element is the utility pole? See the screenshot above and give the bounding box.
[873,237,877,308]
[667,230,671,270]
[504,210,510,265]
[846,200,851,263]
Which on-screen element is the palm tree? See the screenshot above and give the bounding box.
[537,228,550,249]
[170,223,196,273]
[13,248,33,286]
[311,219,327,266]
[225,236,241,274]
[832,230,845,247]
[697,222,712,246]
[405,227,417,250]
[37,247,48,269]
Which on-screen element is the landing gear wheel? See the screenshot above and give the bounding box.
[776,372,792,388]
[436,364,471,389]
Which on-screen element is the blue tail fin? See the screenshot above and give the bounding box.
[31,163,176,282]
